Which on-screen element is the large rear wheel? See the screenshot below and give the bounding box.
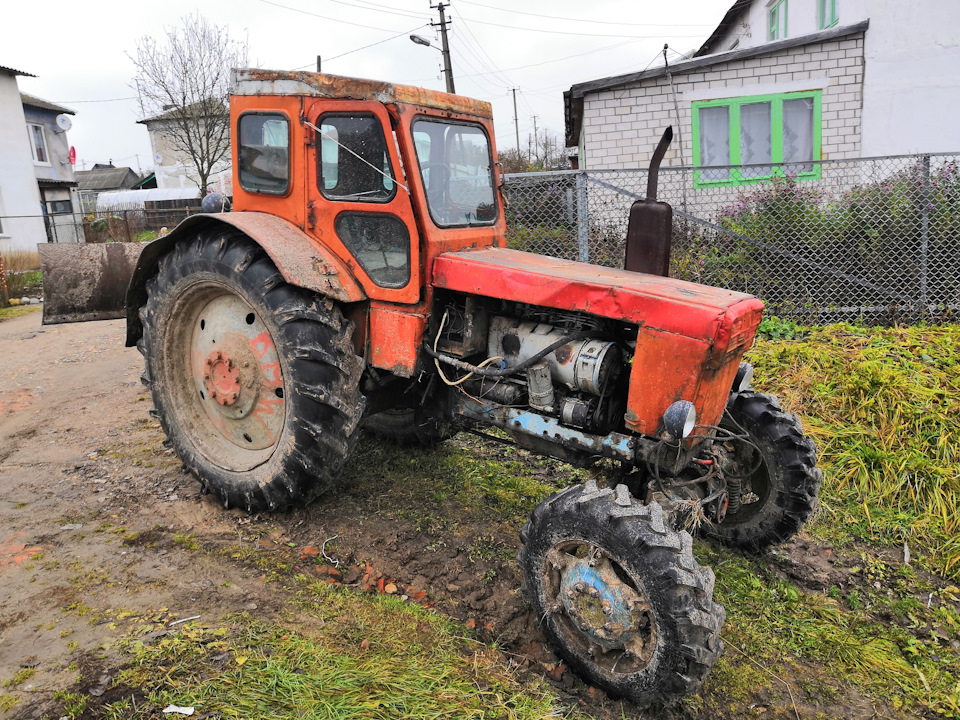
[139,231,364,511]
[519,481,724,708]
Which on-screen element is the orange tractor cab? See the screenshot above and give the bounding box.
[125,70,821,707]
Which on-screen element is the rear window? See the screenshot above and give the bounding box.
[238,113,290,195]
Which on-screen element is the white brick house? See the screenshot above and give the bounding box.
[564,0,960,179]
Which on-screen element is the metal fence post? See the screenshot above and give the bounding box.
[576,170,589,263]
[920,154,930,316]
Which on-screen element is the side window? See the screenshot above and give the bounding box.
[318,114,396,202]
[238,114,290,194]
[28,124,49,164]
[335,212,410,288]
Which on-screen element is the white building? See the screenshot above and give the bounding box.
[21,92,82,243]
[0,65,45,251]
[565,0,960,173]
[138,102,231,194]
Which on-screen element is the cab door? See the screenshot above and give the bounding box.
[304,100,421,304]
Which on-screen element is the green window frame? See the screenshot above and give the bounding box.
[768,0,788,40]
[819,0,838,29]
[691,90,822,187]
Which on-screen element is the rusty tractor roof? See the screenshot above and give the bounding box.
[232,68,492,119]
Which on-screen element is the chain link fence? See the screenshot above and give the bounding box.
[0,203,203,249]
[503,153,960,325]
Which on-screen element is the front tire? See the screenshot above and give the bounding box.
[362,408,455,447]
[139,230,364,511]
[519,481,724,708]
[703,391,821,552]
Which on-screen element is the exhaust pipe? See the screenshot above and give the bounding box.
[624,126,673,276]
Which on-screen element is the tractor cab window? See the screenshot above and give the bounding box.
[412,119,497,227]
[238,113,290,194]
[318,114,396,202]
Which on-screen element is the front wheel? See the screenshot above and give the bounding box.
[362,408,456,447]
[702,391,821,552]
[519,481,724,708]
[139,231,365,511]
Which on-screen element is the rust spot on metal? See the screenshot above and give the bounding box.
[204,350,241,406]
[235,69,493,119]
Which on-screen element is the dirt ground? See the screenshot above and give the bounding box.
[0,311,600,719]
[0,310,929,720]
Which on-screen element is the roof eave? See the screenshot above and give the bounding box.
[564,20,869,144]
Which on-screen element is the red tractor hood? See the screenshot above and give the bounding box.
[432,247,764,435]
[432,247,763,345]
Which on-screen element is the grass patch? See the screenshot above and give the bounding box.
[343,432,586,527]
[107,584,561,719]
[0,304,41,321]
[699,542,960,717]
[4,668,35,687]
[748,324,960,578]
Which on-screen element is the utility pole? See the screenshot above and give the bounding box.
[432,3,455,94]
[531,115,539,165]
[511,88,520,156]
[316,55,322,73]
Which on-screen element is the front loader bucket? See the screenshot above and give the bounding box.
[38,243,145,324]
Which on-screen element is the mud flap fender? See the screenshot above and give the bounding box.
[125,212,365,346]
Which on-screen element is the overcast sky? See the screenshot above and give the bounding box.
[6,0,727,173]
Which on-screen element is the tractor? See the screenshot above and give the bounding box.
[121,69,821,707]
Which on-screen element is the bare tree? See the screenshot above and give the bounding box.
[130,14,248,193]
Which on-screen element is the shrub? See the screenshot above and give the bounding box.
[713,163,960,321]
[1,249,41,301]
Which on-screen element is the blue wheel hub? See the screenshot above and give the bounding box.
[558,554,648,652]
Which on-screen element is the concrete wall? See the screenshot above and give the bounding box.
[580,32,864,170]
[0,74,45,251]
[704,0,960,155]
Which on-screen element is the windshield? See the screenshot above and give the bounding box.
[412,119,497,227]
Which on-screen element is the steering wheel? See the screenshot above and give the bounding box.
[420,162,454,219]
[420,162,452,187]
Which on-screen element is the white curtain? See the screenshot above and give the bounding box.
[699,106,729,180]
[783,98,814,173]
[740,102,772,178]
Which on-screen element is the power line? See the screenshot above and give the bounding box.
[456,12,709,39]
[447,35,508,95]
[51,97,136,103]
[257,0,400,32]
[452,36,646,80]
[448,6,516,88]
[324,0,430,21]
[457,0,715,28]
[448,32,509,89]
[293,24,428,69]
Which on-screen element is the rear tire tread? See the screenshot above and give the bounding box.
[137,229,364,511]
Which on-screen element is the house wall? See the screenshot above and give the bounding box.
[581,32,864,170]
[0,74,45,250]
[857,0,960,155]
[703,0,960,155]
[22,105,77,186]
[146,119,231,193]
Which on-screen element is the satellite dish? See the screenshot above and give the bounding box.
[55,114,72,132]
[154,153,163,164]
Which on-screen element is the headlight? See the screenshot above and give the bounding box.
[733,362,754,393]
[663,400,696,439]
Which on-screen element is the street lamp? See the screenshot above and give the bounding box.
[409,31,455,94]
